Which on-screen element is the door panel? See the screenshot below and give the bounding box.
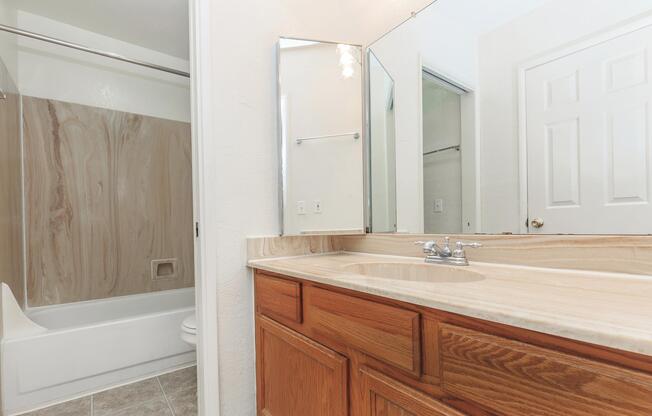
[525,23,652,233]
[256,316,348,416]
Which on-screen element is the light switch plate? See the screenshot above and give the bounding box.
[297,200,306,215]
[313,200,322,213]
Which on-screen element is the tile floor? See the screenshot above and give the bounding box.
[20,366,197,416]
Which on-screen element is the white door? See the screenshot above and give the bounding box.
[525,23,652,234]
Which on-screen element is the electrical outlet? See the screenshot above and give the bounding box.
[297,200,306,215]
[313,200,322,213]
[434,199,444,213]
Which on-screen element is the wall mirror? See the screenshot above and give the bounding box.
[278,37,365,235]
[367,0,652,235]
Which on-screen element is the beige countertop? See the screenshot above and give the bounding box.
[248,252,652,356]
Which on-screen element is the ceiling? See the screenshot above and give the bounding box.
[16,0,189,59]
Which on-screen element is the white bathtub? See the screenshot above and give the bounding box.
[0,284,196,415]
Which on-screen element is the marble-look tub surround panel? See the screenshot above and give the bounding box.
[23,96,194,307]
[248,233,652,276]
[0,58,24,309]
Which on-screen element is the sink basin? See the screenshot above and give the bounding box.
[342,262,485,283]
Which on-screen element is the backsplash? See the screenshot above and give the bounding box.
[248,233,652,276]
[24,96,194,306]
[247,234,341,260]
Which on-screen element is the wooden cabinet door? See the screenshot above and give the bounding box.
[359,367,464,416]
[256,315,348,416]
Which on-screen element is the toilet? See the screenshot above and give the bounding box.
[180,314,197,347]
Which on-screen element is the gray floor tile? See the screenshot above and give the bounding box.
[20,367,198,416]
[167,386,198,416]
[105,397,173,416]
[93,378,165,416]
[21,397,91,416]
[158,367,197,396]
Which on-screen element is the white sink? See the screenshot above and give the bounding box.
[342,262,485,283]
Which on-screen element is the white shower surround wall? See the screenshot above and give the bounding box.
[0,285,196,415]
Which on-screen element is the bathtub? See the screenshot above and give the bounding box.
[0,284,196,415]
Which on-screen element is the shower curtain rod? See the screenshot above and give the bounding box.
[0,23,190,78]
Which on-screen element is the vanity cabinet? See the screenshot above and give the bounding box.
[253,270,652,416]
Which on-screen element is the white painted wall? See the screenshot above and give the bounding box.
[477,0,652,233]
[0,5,18,414]
[16,0,190,59]
[192,0,434,413]
[280,43,364,234]
[16,11,190,122]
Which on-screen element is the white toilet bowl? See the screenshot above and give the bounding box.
[180,314,197,347]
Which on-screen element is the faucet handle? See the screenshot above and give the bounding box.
[455,241,482,249]
[452,241,482,258]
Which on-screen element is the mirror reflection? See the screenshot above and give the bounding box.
[278,38,364,235]
[368,0,652,235]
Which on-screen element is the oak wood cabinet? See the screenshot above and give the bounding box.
[253,270,652,416]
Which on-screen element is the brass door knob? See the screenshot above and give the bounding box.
[530,218,544,228]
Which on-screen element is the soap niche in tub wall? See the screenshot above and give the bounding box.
[152,258,179,280]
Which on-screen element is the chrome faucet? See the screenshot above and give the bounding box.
[415,237,482,266]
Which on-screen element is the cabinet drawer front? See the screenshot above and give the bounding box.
[255,273,302,323]
[441,324,652,416]
[306,287,421,374]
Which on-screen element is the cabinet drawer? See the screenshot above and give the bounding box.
[306,287,421,375]
[441,324,652,416]
[255,273,302,324]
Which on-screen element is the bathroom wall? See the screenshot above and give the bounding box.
[195,0,435,413]
[477,0,652,233]
[0,5,19,414]
[16,11,190,122]
[23,96,193,307]
[0,58,23,309]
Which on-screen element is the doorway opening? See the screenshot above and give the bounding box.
[421,69,470,234]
